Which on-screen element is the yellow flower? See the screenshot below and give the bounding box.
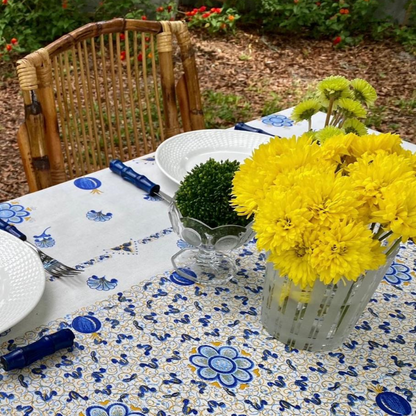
[320,132,355,165]
[302,172,361,226]
[292,99,321,122]
[311,220,385,285]
[232,134,327,217]
[317,76,351,105]
[253,188,313,254]
[350,133,403,159]
[349,151,414,212]
[371,182,416,241]
[350,78,377,106]
[268,228,319,289]
[343,118,368,136]
[315,126,345,144]
[337,98,367,119]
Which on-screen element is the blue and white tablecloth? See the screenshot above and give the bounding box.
[0,109,415,415]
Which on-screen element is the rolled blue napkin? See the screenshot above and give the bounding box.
[0,329,75,371]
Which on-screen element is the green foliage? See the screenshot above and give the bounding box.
[0,0,176,60]
[184,6,240,34]
[202,90,252,129]
[175,158,250,228]
[242,0,380,46]
[0,0,89,56]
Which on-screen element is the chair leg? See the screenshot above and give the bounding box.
[176,75,192,132]
[17,123,39,193]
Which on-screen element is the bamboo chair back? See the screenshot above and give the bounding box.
[16,19,204,192]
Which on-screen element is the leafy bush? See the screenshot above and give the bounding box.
[175,158,250,228]
[184,5,240,34]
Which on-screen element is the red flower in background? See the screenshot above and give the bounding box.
[119,33,125,41]
[2,0,8,5]
[6,44,12,51]
[333,36,342,46]
[199,6,207,12]
[167,5,172,12]
[11,38,18,45]
[141,15,147,20]
[340,8,349,14]
[156,6,164,12]
[202,12,211,18]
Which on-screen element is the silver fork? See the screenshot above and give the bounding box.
[0,218,80,277]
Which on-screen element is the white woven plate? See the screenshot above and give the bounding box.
[155,129,270,184]
[0,230,45,333]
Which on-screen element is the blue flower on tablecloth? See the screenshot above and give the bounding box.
[190,345,254,388]
[261,114,294,127]
[33,227,55,248]
[384,261,412,286]
[74,177,102,194]
[72,315,102,333]
[86,210,113,222]
[87,275,118,291]
[86,403,145,416]
[0,203,30,224]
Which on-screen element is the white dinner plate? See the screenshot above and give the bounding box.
[155,129,270,184]
[0,230,45,333]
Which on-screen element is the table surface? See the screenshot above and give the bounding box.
[0,109,415,416]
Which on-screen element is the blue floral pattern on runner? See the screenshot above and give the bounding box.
[74,177,102,194]
[0,202,30,223]
[189,345,254,388]
[86,210,113,222]
[86,403,143,416]
[384,261,412,286]
[87,275,118,291]
[33,227,55,248]
[261,114,294,127]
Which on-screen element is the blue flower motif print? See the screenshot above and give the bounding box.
[384,261,412,286]
[0,203,30,224]
[261,114,294,128]
[86,210,113,222]
[375,391,412,416]
[190,345,254,388]
[74,177,102,194]
[72,315,102,333]
[33,227,55,248]
[87,275,118,291]
[86,403,145,416]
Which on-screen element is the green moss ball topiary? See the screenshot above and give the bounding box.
[175,158,251,228]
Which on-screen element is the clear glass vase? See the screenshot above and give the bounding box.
[261,246,400,352]
[168,200,254,285]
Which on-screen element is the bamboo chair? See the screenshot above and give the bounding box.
[15,19,205,192]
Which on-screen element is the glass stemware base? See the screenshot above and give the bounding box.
[169,200,254,286]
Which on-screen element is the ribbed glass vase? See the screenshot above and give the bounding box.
[261,247,399,352]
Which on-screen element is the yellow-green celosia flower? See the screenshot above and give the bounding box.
[343,118,368,136]
[317,75,350,104]
[337,98,367,119]
[350,78,377,106]
[291,99,321,122]
[315,126,345,143]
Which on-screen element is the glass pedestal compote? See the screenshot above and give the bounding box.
[169,200,254,285]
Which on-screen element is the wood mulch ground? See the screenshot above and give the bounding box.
[0,29,415,201]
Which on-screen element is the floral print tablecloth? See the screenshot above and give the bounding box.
[0,239,415,416]
[1,109,415,415]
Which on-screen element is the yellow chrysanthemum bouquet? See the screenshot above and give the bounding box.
[231,131,416,289]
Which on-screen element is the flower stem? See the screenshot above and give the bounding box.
[378,230,393,241]
[308,118,312,132]
[325,97,335,127]
[373,227,385,240]
[385,238,401,257]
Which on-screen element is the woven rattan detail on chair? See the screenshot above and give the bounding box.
[16,48,51,91]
